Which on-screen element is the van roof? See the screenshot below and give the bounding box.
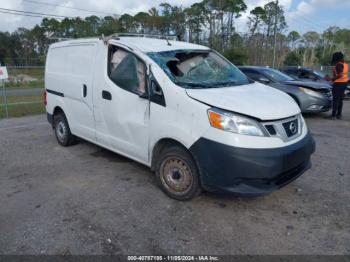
[114,37,210,53]
[50,37,210,53]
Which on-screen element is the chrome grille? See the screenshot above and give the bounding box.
[263,115,303,142]
[265,125,277,136]
[282,119,299,137]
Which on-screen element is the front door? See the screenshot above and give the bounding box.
[95,44,150,164]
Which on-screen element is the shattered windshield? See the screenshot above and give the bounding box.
[147,50,250,88]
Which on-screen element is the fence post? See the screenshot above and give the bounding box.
[2,79,9,118]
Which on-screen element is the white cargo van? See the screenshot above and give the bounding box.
[45,34,315,200]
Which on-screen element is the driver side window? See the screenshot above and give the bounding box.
[108,46,146,95]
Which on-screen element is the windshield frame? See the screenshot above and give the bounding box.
[147,49,252,89]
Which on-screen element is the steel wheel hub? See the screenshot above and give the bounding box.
[56,121,66,141]
[160,157,193,194]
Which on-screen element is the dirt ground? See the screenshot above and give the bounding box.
[0,101,349,255]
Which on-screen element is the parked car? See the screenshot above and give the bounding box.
[281,67,330,83]
[282,67,350,97]
[45,35,315,200]
[239,66,333,113]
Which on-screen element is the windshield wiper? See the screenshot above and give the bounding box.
[175,80,240,89]
[175,81,212,89]
[211,80,238,87]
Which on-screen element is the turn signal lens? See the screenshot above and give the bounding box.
[208,110,223,129]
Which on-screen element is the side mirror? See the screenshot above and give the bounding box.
[148,67,166,107]
[151,81,163,96]
[258,77,270,84]
[139,92,149,99]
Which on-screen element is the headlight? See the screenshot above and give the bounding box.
[299,87,324,98]
[208,108,266,136]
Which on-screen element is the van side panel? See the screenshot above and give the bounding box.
[45,46,67,116]
[62,44,97,140]
[46,42,98,141]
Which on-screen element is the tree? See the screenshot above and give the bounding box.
[284,51,302,66]
[223,0,247,47]
[98,16,120,36]
[302,31,320,66]
[248,7,266,39]
[134,12,150,33]
[119,14,136,32]
[0,0,347,68]
[185,3,205,43]
[287,31,300,49]
[200,0,246,50]
[223,33,248,65]
[147,7,165,34]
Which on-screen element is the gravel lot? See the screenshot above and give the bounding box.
[0,101,349,255]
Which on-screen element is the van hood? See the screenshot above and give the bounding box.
[186,82,300,120]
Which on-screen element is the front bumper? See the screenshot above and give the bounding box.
[298,94,331,113]
[190,132,315,197]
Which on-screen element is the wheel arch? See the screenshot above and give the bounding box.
[151,138,191,172]
[53,106,65,116]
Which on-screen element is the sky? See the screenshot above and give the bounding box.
[0,0,349,34]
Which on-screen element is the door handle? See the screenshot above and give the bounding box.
[102,90,112,100]
[83,84,87,97]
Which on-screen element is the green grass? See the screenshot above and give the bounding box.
[0,95,45,118]
[0,95,43,104]
[5,80,44,89]
[7,68,44,79]
[5,67,45,89]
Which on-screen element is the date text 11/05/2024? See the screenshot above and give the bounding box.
[127,255,219,261]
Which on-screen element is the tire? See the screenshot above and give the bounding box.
[155,145,201,201]
[53,113,76,147]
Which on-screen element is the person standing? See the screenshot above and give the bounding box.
[331,52,348,120]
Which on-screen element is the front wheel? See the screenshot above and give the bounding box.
[155,145,201,200]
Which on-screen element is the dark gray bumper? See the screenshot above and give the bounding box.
[298,93,332,113]
[190,132,316,197]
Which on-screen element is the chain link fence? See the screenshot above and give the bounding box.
[1,66,45,119]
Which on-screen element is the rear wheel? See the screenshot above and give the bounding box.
[155,145,201,200]
[54,113,76,146]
